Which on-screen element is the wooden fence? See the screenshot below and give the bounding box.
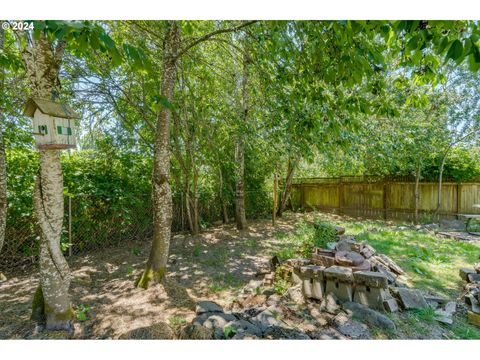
[289,176,480,221]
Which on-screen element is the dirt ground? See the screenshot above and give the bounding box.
[0,212,477,340]
[0,213,298,339]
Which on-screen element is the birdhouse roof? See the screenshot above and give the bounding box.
[24,98,80,119]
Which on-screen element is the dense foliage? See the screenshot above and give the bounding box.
[1,20,480,264]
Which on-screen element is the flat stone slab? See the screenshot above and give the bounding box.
[335,251,365,266]
[311,253,336,267]
[354,271,388,288]
[299,265,325,279]
[436,231,480,242]
[395,288,428,310]
[343,302,396,331]
[324,266,354,282]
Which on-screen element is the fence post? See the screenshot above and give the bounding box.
[383,181,388,220]
[68,196,72,257]
[339,178,344,215]
[457,183,461,216]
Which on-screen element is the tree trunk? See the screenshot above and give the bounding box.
[435,152,448,217]
[277,157,296,217]
[234,50,249,231]
[219,168,229,224]
[32,151,73,330]
[136,21,180,289]
[414,163,421,225]
[192,168,200,234]
[20,34,73,330]
[0,27,7,281]
[272,173,277,227]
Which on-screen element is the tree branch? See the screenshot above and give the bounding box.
[175,20,257,60]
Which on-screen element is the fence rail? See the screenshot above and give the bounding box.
[290,177,480,221]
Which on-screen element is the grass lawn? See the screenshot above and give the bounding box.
[273,212,480,339]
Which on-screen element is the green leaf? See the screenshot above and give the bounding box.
[446,39,463,61]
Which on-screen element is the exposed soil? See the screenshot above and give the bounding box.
[0,212,474,339]
[0,213,297,339]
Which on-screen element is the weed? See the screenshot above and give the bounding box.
[273,277,289,295]
[245,238,258,248]
[193,244,201,257]
[223,325,237,339]
[76,304,92,322]
[126,265,134,276]
[275,247,297,261]
[449,320,480,339]
[131,246,142,256]
[274,230,288,240]
[169,315,187,329]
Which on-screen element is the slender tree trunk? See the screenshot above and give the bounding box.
[277,157,296,217]
[219,168,229,224]
[136,21,180,289]
[234,50,249,230]
[414,163,421,225]
[272,173,278,227]
[192,168,200,234]
[435,151,449,217]
[20,34,73,330]
[0,27,7,281]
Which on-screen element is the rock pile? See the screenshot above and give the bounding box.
[459,264,480,327]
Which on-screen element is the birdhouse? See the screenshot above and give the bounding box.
[24,98,80,150]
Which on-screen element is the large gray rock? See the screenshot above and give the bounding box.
[343,302,396,332]
[333,313,371,339]
[394,288,428,310]
[252,308,281,332]
[196,300,224,315]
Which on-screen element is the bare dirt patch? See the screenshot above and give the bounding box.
[0,214,298,339]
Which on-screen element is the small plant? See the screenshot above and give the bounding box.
[245,238,258,248]
[75,304,92,322]
[126,265,134,276]
[223,325,237,339]
[193,244,201,257]
[169,315,187,329]
[131,246,142,256]
[273,277,289,295]
[298,218,338,256]
[274,230,288,240]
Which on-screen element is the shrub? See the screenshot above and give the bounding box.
[300,218,337,256]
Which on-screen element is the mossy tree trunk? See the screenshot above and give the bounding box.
[0,27,7,281]
[19,34,73,330]
[137,21,181,289]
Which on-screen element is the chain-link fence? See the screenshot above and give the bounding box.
[0,189,272,271]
